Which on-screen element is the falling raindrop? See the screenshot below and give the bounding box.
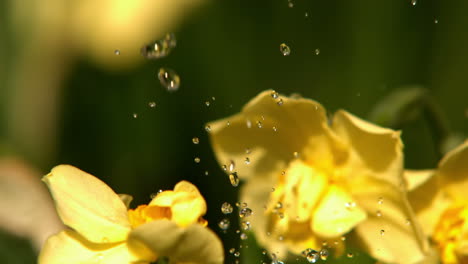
[241,221,251,231]
[229,173,240,187]
[240,233,248,240]
[221,202,233,214]
[347,252,354,258]
[239,208,253,218]
[314,48,320,55]
[280,43,291,56]
[141,33,177,59]
[234,252,241,257]
[434,19,439,24]
[218,218,230,231]
[319,248,329,260]
[411,0,417,6]
[305,12,309,18]
[302,248,319,263]
[287,0,294,8]
[192,137,200,144]
[132,113,138,119]
[229,248,236,254]
[148,101,156,108]
[205,101,210,107]
[158,68,180,92]
[194,157,201,163]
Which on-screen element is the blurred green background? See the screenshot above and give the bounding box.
[0,0,467,263]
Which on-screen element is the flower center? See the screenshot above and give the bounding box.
[433,202,468,264]
[128,205,172,228]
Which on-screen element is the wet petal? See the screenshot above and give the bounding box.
[42,165,131,243]
[438,140,468,200]
[128,219,224,264]
[352,176,428,264]
[312,185,367,238]
[208,90,332,181]
[332,110,404,187]
[404,170,434,191]
[38,230,143,264]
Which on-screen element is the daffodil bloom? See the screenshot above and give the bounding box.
[208,90,428,263]
[38,165,223,264]
[406,140,468,264]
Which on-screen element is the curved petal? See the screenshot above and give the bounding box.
[208,90,333,181]
[332,110,404,188]
[351,175,428,264]
[42,165,131,243]
[311,185,367,238]
[38,230,144,264]
[438,140,468,200]
[128,220,224,264]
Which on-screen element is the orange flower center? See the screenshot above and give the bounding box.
[128,204,208,229]
[433,203,468,264]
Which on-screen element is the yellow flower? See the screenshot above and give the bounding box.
[208,90,428,263]
[38,165,224,264]
[406,140,468,264]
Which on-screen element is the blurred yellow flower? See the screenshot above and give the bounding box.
[38,165,223,264]
[208,90,427,263]
[406,140,468,264]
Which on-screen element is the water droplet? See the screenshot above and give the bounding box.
[275,202,283,209]
[240,233,248,240]
[221,202,233,214]
[205,101,210,107]
[205,125,211,132]
[280,43,291,56]
[194,157,200,163]
[302,248,319,263]
[378,197,384,204]
[132,113,138,118]
[204,170,209,176]
[287,0,294,8]
[256,121,263,128]
[245,148,251,154]
[277,99,284,106]
[272,126,278,132]
[271,187,275,192]
[239,207,253,218]
[405,219,411,225]
[271,90,279,99]
[305,12,309,18]
[314,48,320,55]
[218,218,230,230]
[341,236,346,241]
[347,252,354,258]
[229,160,236,172]
[244,157,250,165]
[192,137,199,144]
[241,221,251,230]
[229,173,240,187]
[148,101,156,108]
[226,121,231,126]
[158,68,180,92]
[114,49,120,55]
[234,251,240,257]
[380,229,385,235]
[411,0,417,6]
[434,19,439,24]
[141,33,177,59]
[246,119,252,128]
[293,151,300,158]
[229,248,236,254]
[319,248,329,260]
[212,96,216,101]
[376,210,382,217]
[222,164,227,171]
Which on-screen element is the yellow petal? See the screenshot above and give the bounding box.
[128,219,224,264]
[171,181,207,227]
[42,165,131,243]
[311,185,367,238]
[404,169,435,191]
[38,230,143,264]
[438,140,468,200]
[332,110,404,188]
[149,190,175,207]
[351,175,428,264]
[208,90,332,181]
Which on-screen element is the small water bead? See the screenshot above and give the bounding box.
[234,252,240,257]
[280,43,291,56]
[347,252,354,258]
[148,101,156,108]
[302,248,319,263]
[241,221,251,231]
[275,202,283,209]
[221,202,233,214]
[229,160,236,172]
[226,121,231,126]
[218,218,230,230]
[245,148,251,154]
[314,48,320,55]
[158,68,180,92]
[256,121,263,128]
[293,151,300,158]
[378,197,384,204]
[141,33,177,59]
[287,0,294,8]
[380,229,385,235]
[405,219,412,225]
[305,12,309,18]
[345,202,356,209]
[204,171,209,176]
[262,250,267,255]
[272,126,278,132]
[271,91,279,99]
[434,19,439,24]
[239,207,253,218]
[376,210,382,217]
[241,202,248,207]
[229,248,236,254]
[205,101,210,107]
[229,173,240,187]
[277,98,284,106]
[244,157,250,164]
[114,49,120,55]
[194,157,201,163]
[411,0,417,6]
[192,137,200,144]
[319,248,329,260]
[240,233,248,240]
[205,125,211,132]
[271,187,275,192]
[132,113,138,118]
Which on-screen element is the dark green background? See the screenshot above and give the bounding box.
[1,0,467,263]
